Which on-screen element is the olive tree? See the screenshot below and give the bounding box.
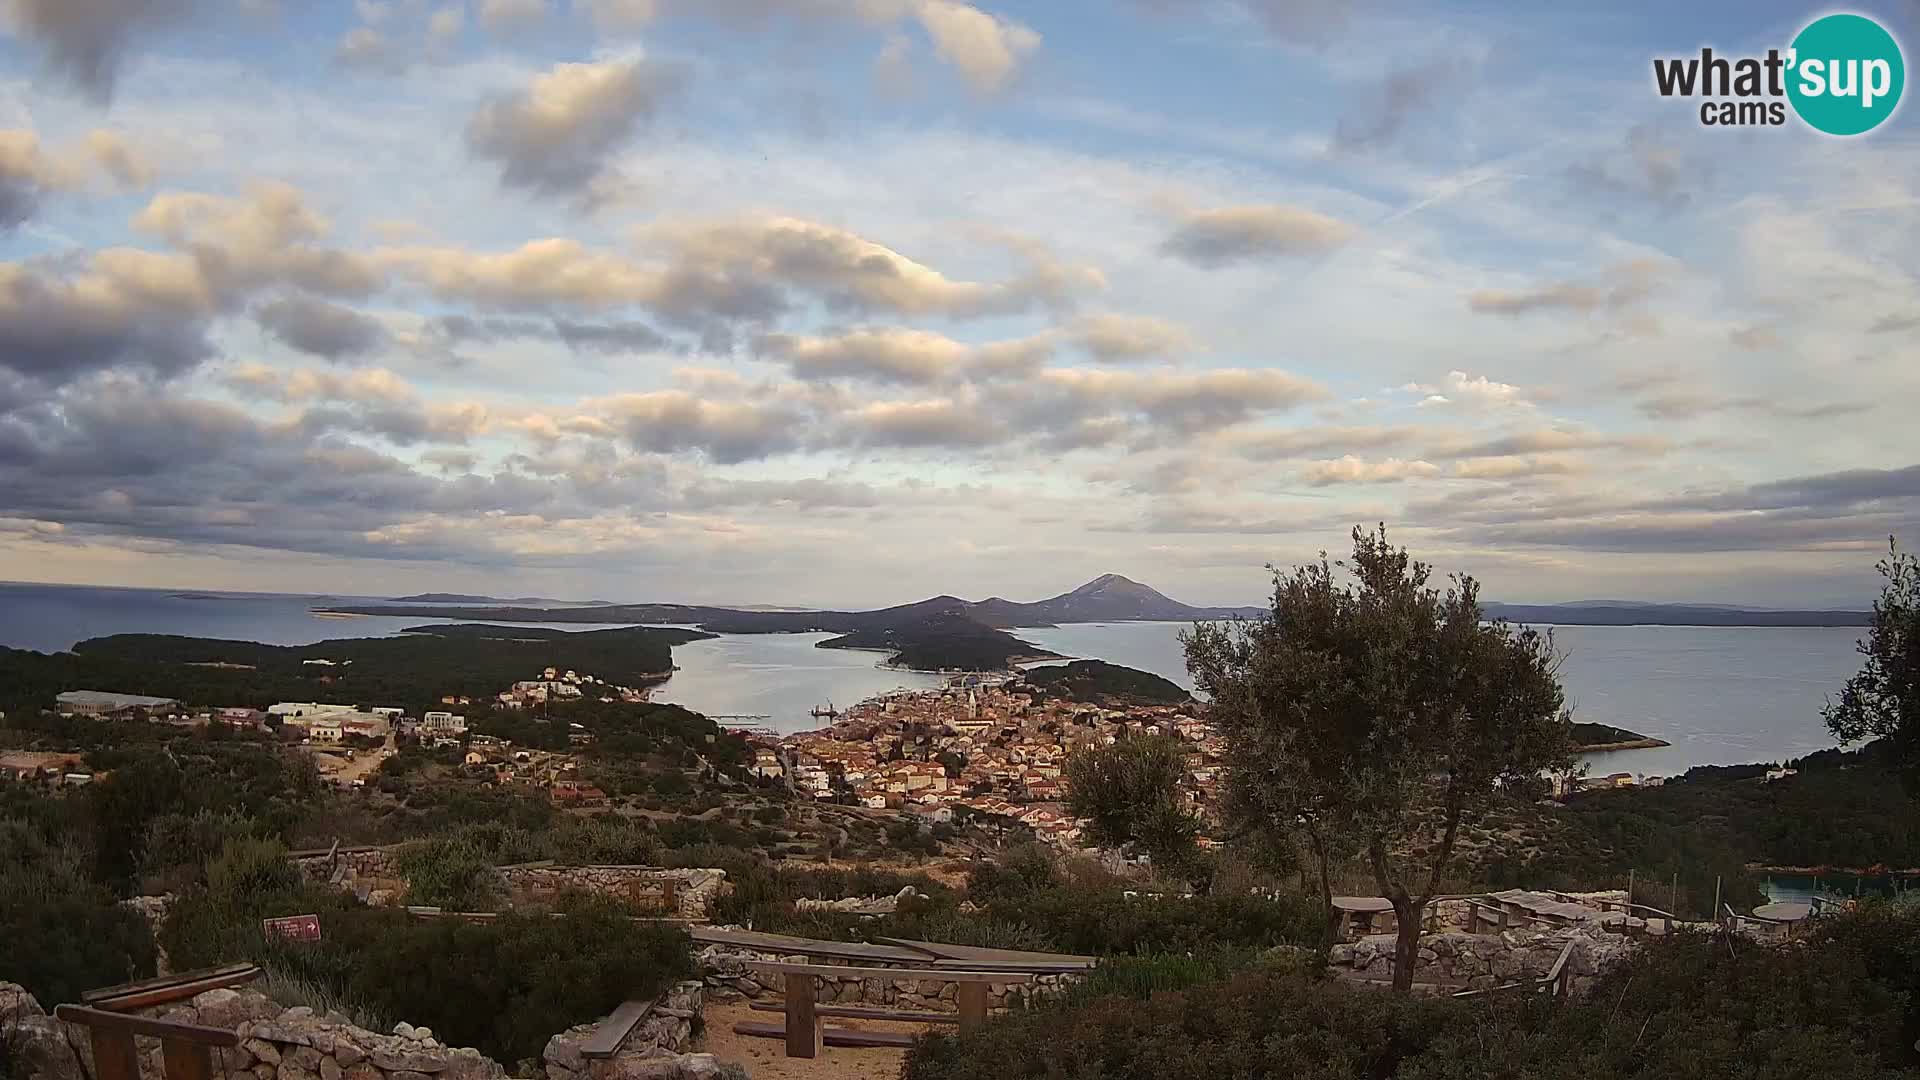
[1064,734,1203,884]
[1825,537,1920,789]
[1185,525,1571,991]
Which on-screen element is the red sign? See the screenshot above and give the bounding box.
[262,914,322,942]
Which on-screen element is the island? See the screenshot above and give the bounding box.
[1571,721,1672,752]
[1017,659,1190,707]
[817,610,1061,672]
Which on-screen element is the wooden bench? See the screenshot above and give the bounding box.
[578,999,655,1060]
[55,1005,239,1080]
[82,964,262,1012]
[737,962,1034,1058]
[748,1001,959,1024]
[730,1022,917,1049]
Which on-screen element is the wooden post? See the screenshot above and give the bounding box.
[1627,869,1635,912]
[162,1038,216,1080]
[1671,872,1679,919]
[660,878,679,915]
[784,973,821,1059]
[86,1024,141,1080]
[1712,876,1723,927]
[956,982,989,1034]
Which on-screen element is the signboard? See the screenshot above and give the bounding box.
[262,914,322,943]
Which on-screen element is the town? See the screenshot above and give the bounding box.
[753,677,1218,849]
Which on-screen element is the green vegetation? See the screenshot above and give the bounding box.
[1064,735,1202,882]
[818,609,1060,671]
[1018,660,1189,706]
[1826,536,1920,789]
[1569,721,1665,748]
[906,905,1920,1080]
[0,623,709,718]
[1186,525,1572,986]
[0,824,156,1007]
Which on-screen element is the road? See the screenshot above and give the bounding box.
[309,731,397,786]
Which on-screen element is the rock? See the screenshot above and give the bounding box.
[332,1040,365,1068]
[243,1040,283,1065]
[390,1070,434,1080]
[284,1045,323,1071]
[394,1023,417,1039]
[253,1065,278,1080]
[320,1058,343,1080]
[190,989,247,1031]
[276,1064,318,1080]
[543,1036,586,1074]
[343,1064,382,1080]
[281,1008,315,1023]
[250,1023,310,1047]
[371,1049,449,1073]
[413,1028,433,1042]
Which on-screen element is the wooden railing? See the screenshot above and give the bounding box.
[1450,938,1578,1000]
[54,1005,239,1080]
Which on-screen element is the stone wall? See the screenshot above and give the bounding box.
[1327,926,1632,996]
[694,937,1078,1014]
[289,848,726,921]
[497,866,725,922]
[541,983,729,1080]
[1,984,503,1080]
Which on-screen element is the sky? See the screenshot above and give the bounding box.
[0,0,1917,610]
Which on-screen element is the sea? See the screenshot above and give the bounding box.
[0,581,1867,775]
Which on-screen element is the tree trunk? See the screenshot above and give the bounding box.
[1306,824,1340,946]
[1391,896,1425,992]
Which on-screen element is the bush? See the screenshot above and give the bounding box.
[395,837,504,911]
[0,845,156,1006]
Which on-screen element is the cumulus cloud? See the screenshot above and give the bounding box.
[1162,204,1353,267]
[466,57,687,198]
[0,250,213,387]
[5,0,195,101]
[254,294,388,360]
[225,363,415,405]
[1012,367,1327,436]
[0,128,155,228]
[1468,260,1665,318]
[1400,370,1532,411]
[1067,313,1193,363]
[754,327,1048,385]
[133,183,381,299]
[1222,423,1418,460]
[588,389,802,463]
[911,0,1040,93]
[842,396,1005,448]
[1301,455,1440,486]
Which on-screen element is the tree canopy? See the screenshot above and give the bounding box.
[1185,525,1571,989]
[1064,734,1202,882]
[1826,536,1920,789]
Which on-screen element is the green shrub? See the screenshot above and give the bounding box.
[395,837,504,911]
[0,846,156,1006]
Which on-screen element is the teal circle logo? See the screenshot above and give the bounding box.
[1788,13,1905,136]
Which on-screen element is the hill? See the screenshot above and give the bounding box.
[817,609,1061,671]
[1017,660,1190,706]
[1482,601,1868,627]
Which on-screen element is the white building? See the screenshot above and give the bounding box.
[269,702,358,719]
[422,711,468,734]
[308,719,344,742]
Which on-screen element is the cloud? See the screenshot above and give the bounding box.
[132,183,381,299]
[479,0,548,29]
[225,363,415,405]
[1014,367,1328,435]
[1333,55,1473,150]
[1068,313,1194,363]
[254,295,388,360]
[335,26,402,73]
[911,0,1040,93]
[1568,125,1703,210]
[1161,204,1353,267]
[427,4,465,45]
[1467,260,1665,318]
[466,57,687,198]
[579,0,657,31]
[754,327,1048,385]
[1301,455,1440,486]
[1868,312,1920,334]
[1238,0,1356,44]
[588,389,802,463]
[0,250,213,387]
[1222,423,1418,460]
[5,0,194,101]
[1400,370,1532,411]
[0,128,155,229]
[1450,455,1580,480]
[1427,427,1672,460]
[842,396,1005,448]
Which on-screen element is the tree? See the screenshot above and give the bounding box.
[1825,536,1920,789]
[1185,525,1570,990]
[1065,734,1203,884]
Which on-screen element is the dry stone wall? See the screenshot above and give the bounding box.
[695,936,1078,1013]
[288,848,725,921]
[0,985,504,1080]
[540,983,727,1080]
[1327,926,1632,996]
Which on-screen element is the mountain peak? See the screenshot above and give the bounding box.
[1072,573,1153,596]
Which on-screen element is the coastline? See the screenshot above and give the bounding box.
[1574,737,1672,752]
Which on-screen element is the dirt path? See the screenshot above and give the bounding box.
[697,1001,933,1080]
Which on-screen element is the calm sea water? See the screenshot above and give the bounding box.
[1019,621,1864,778]
[0,582,1867,769]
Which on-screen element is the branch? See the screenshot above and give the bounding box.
[1418,783,1466,905]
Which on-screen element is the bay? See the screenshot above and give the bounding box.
[0,583,1870,772]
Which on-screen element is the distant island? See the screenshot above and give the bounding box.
[315,575,1872,674]
[390,593,617,606]
[1017,659,1190,707]
[1570,721,1671,752]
